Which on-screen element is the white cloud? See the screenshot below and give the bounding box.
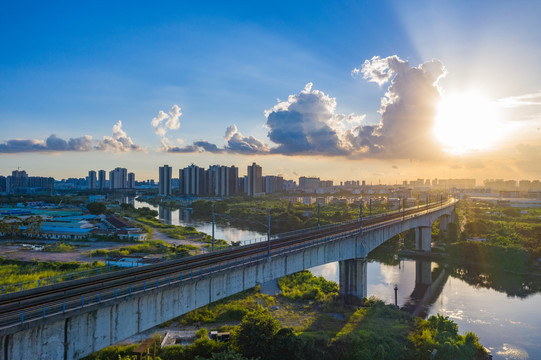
[498,91,541,108]
[0,121,142,153]
[95,120,144,153]
[151,105,183,146]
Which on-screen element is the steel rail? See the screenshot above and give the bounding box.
[0,199,455,329]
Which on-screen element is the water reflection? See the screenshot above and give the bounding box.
[133,198,265,244]
[310,259,541,359]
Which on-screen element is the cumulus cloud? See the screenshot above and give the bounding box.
[165,126,268,154]
[352,55,410,86]
[95,120,144,153]
[164,55,447,160]
[166,140,224,154]
[352,55,447,159]
[224,125,269,154]
[151,105,183,149]
[264,83,365,155]
[0,121,142,153]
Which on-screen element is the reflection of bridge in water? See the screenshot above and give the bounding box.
[401,259,450,317]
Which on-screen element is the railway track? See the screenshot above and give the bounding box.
[0,199,455,329]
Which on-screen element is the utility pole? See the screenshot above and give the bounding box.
[359,200,363,234]
[369,198,372,217]
[267,206,271,259]
[317,203,320,229]
[402,197,405,221]
[211,203,215,252]
[394,284,398,307]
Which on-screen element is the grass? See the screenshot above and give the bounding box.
[0,258,103,289]
[89,240,198,258]
[40,242,82,252]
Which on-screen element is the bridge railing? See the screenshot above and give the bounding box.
[0,199,455,296]
[0,247,224,295]
[0,199,456,330]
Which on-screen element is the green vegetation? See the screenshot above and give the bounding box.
[119,203,158,218]
[456,200,541,258]
[89,240,198,258]
[88,271,487,360]
[86,202,106,215]
[232,307,281,359]
[278,270,338,301]
[410,313,486,359]
[425,200,541,278]
[40,242,80,252]
[0,258,103,289]
[189,196,373,234]
[135,216,227,247]
[80,344,136,360]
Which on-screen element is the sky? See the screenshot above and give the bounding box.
[1,0,540,183]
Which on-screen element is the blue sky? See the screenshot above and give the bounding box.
[1,0,540,182]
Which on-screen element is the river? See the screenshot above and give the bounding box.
[133,199,540,359]
[310,260,540,359]
[133,198,266,244]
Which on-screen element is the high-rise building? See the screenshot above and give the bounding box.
[98,170,107,190]
[179,164,206,196]
[264,176,284,194]
[159,165,172,196]
[299,176,320,191]
[207,165,239,196]
[109,168,128,189]
[88,170,97,190]
[28,177,54,191]
[10,170,28,192]
[247,162,263,196]
[0,176,6,193]
[128,172,135,189]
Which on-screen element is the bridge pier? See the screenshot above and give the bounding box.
[439,215,450,233]
[415,226,432,252]
[339,258,367,300]
[416,260,432,285]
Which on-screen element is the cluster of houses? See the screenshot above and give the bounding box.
[0,208,147,242]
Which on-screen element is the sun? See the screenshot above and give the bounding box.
[434,91,502,154]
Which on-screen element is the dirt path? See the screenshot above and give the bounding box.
[0,240,129,263]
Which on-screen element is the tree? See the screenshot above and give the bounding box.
[271,328,305,360]
[87,202,106,215]
[233,307,280,359]
[195,349,251,360]
[446,222,459,243]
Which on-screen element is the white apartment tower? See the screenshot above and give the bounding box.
[109,167,128,189]
[98,170,106,190]
[87,170,97,190]
[128,172,136,189]
[159,165,172,196]
[246,162,263,196]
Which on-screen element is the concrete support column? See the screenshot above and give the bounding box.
[450,210,457,224]
[339,258,367,300]
[415,260,432,285]
[415,226,432,252]
[439,215,450,233]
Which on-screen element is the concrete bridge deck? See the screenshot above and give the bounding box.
[0,199,456,360]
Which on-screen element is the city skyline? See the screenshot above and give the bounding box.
[1,1,541,182]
